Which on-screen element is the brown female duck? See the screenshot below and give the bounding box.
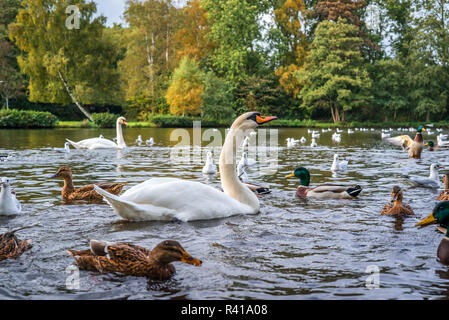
[0,226,32,261]
[437,173,449,201]
[381,186,414,215]
[385,125,426,159]
[67,239,202,280]
[51,166,127,202]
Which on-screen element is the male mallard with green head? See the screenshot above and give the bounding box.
[381,186,414,215]
[425,141,449,151]
[67,239,202,280]
[285,167,362,199]
[416,201,449,265]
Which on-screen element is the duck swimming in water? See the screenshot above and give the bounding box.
[285,167,362,199]
[67,239,201,280]
[51,166,127,202]
[416,201,449,265]
[437,173,449,201]
[0,226,33,262]
[381,186,414,216]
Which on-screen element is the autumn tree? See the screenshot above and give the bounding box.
[272,0,309,97]
[297,18,372,123]
[166,57,204,117]
[9,0,121,120]
[174,0,214,62]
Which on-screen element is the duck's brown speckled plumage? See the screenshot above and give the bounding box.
[437,174,449,201]
[381,186,414,215]
[67,240,201,280]
[52,166,127,202]
[0,227,32,261]
[409,132,424,159]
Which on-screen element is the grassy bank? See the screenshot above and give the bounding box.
[55,119,449,129]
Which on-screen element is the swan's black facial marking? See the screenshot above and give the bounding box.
[246,112,261,123]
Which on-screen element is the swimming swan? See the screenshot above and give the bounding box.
[94,112,277,221]
[66,117,128,149]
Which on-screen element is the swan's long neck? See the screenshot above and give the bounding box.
[116,121,126,148]
[219,128,259,211]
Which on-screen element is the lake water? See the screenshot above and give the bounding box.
[0,126,448,300]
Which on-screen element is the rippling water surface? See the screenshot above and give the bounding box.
[1,126,449,300]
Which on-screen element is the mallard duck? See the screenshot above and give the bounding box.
[0,226,32,262]
[51,166,127,202]
[425,140,449,151]
[93,112,277,222]
[381,186,414,215]
[437,173,449,201]
[0,178,21,216]
[416,201,449,265]
[285,167,362,199]
[67,117,128,149]
[67,239,201,280]
[404,163,443,189]
[385,125,426,159]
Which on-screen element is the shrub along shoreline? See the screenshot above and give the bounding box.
[1,110,448,129]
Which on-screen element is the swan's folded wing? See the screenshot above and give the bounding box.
[385,135,413,149]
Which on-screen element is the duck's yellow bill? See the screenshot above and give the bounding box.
[425,143,429,146]
[416,212,436,227]
[285,172,295,178]
[181,251,202,266]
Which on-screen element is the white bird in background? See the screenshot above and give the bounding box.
[136,135,143,145]
[55,142,70,154]
[238,152,256,168]
[99,134,104,139]
[381,132,391,139]
[311,131,320,139]
[146,137,155,146]
[286,138,298,148]
[336,128,343,133]
[437,128,443,132]
[348,129,354,134]
[310,138,318,147]
[404,163,443,188]
[237,160,249,182]
[242,136,250,148]
[332,132,341,143]
[300,137,307,144]
[0,177,21,215]
[331,154,348,172]
[202,151,217,174]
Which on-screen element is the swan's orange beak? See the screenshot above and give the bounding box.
[123,120,128,126]
[256,115,277,124]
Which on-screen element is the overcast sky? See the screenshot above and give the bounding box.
[94,0,186,26]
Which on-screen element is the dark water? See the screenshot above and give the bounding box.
[1,126,449,300]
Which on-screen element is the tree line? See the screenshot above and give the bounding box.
[0,0,448,123]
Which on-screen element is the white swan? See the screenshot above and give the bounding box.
[310,138,317,147]
[202,151,217,174]
[94,112,277,221]
[136,135,143,145]
[332,132,341,143]
[300,137,306,143]
[405,163,443,188]
[0,178,21,215]
[66,117,128,149]
[238,152,256,168]
[331,154,348,172]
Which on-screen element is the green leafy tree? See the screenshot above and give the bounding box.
[369,59,408,121]
[166,57,204,116]
[296,18,372,123]
[9,0,122,120]
[201,72,234,121]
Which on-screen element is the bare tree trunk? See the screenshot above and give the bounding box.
[426,110,430,122]
[58,70,92,121]
[144,31,155,97]
[330,99,336,123]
